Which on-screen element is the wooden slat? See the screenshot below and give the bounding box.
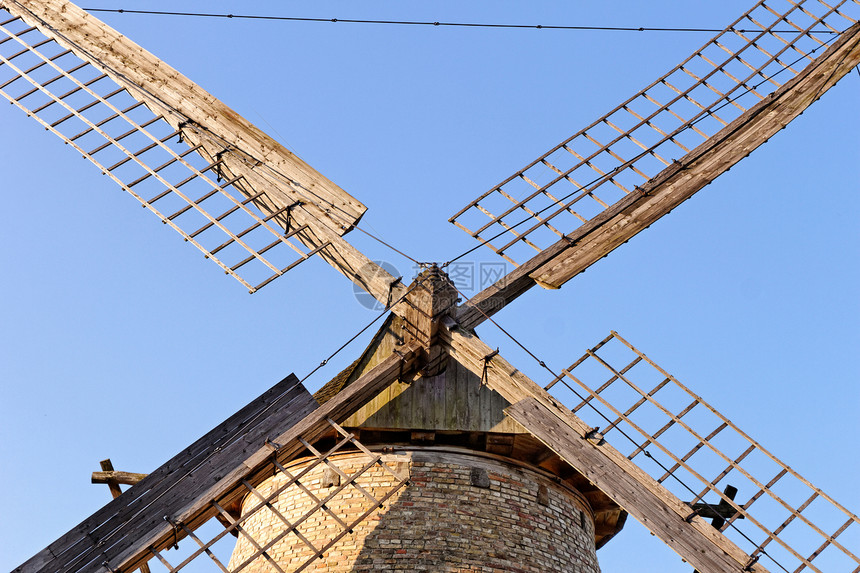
[6,0,366,235]
[150,131,408,303]
[455,21,860,330]
[532,21,860,288]
[0,23,319,293]
[442,325,768,573]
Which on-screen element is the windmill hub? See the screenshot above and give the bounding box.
[400,264,458,376]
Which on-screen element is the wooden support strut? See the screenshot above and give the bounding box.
[454,21,860,331]
[91,467,147,490]
[442,324,769,573]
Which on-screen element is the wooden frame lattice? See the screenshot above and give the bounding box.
[545,331,860,573]
[0,9,328,292]
[143,418,410,573]
[449,0,860,266]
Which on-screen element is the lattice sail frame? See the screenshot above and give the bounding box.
[450,0,860,266]
[143,418,409,573]
[0,7,331,292]
[544,331,860,573]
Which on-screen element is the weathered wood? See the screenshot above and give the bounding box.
[401,266,458,348]
[454,256,547,330]
[7,0,366,235]
[455,21,860,330]
[17,342,422,572]
[94,461,152,573]
[109,342,424,573]
[151,134,409,307]
[97,459,123,499]
[15,374,315,573]
[336,315,524,433]
[443,326,768,573]
[91,471,147,487]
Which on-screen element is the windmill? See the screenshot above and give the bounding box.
[2,0,859,572]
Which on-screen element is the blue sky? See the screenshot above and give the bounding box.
[1,2,857,571]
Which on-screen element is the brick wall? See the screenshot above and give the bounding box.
[228,449,601,572]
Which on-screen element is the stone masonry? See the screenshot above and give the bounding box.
[228,449,601,572]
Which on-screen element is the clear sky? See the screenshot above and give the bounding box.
[1,2,857,572]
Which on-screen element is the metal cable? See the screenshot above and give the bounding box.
[299,274,429,384]
[82,8,839,35]
[352,224,422,266]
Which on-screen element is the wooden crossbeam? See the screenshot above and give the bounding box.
[442,324,768,573]
[91,461,147,491]
[455,21,860,330]
[112,342,422,573]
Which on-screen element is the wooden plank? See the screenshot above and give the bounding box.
[455,21,860,330]
[108,341,424,573]
[442,325,768,573]
[7,0,366,236]
[91,471,147,487]
[18,339,421,573]
[14,374,315,573]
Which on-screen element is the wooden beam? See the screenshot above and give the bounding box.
[96,459,123,499]
[7,0,367,236]
[91,470,147,487]
[443,325,768,573]
[509,398,759,573]
[292,220,410,313]
[455,21,860,330]
[108,342,422,573]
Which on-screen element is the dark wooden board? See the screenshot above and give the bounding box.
[15,374,315,573]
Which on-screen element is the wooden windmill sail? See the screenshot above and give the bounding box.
[3,1,859,572]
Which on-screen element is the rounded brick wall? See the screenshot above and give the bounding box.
[228,449,601,572]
